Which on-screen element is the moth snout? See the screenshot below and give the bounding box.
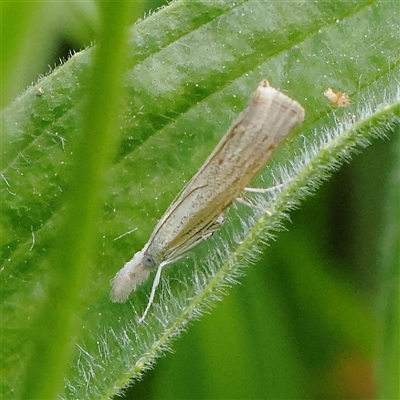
[110,250,151,303]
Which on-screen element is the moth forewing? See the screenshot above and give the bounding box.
[110,79,305,319]
[146,81,304,256]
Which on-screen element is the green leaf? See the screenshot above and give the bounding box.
[1,1,398,398]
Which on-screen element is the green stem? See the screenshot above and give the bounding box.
[20,3,137,399]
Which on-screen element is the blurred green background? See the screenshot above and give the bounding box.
[1,1,398,399]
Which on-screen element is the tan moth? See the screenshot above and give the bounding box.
[111,80,305,321]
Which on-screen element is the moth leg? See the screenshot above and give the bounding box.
[202,213,224,240]
[234,197,272,216]
[138,261,167,323]
[244,183,285,193]
[168,212,226,263]
[238,184,285,214]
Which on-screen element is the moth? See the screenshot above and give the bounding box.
[111,79,305,321]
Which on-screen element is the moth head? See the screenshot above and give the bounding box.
[110,250,156,303]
